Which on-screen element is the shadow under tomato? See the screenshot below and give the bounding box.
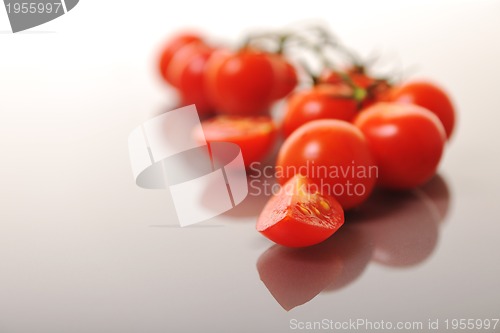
[257,174,451,310]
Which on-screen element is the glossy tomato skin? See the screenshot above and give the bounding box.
[204,48,277,116]
[193,116,277,167]
[158,32,203,85]
[354,103,446,189]
[276,120,377,210]
[389,81,456,139]
[282,85,358,137]
[257,175,344,248]
[167,42,215,116]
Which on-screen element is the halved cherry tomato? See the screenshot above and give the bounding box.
[276,119,377,210]
[193,116,277,167]
[158,32,203,85]
[204,48,278,115]
[354,102,446,189]
[256,174,344,248]
[282,84,358,137]
[167,42,215,116]
[388,80,456,139]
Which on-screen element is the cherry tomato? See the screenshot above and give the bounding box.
[354,103,446,189]
[158,32,203,85]
[167,42,215,116]
[282,84,358,137]
[270,54,298,99]
[193,116,277,167]
[256,174,344,248]
[388,81,456,139]
[204,48,277,116]
[276,119,377,210]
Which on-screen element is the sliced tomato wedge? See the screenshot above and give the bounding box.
[194,116,277,167]
[257,175,344,247]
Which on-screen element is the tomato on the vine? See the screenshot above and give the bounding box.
[167,42,215,116]
[276,119,377,210]
[354,102,446,189]
[257,174,344,248]
[193,116,277,167]
[320,67,373,88]
[282,84,359,137]
[320,67,391,109]
[388,81,456,139]
[205,48,291,116]
[158,32,203,85]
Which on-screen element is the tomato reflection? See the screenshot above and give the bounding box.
[257,174,451,310]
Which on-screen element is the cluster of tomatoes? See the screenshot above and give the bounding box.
[158,27,456,248]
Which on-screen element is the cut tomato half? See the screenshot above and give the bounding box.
[194,115,277,167]
[256,175,344,247]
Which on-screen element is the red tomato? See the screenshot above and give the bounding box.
[193,116,277,167]
[276,120,377,210]
[270,54,298,99]
[204,48,277,116]
[282,84,358,137]
[167,42,215,116]
[354,103,446,189]
[158,32,203,85]
[257,174,344,248]
[388,81,456,139]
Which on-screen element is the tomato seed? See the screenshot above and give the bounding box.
[320,199,330,211]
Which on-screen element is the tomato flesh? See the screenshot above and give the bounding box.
[194,116,277,167]
[257,175,344,248]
